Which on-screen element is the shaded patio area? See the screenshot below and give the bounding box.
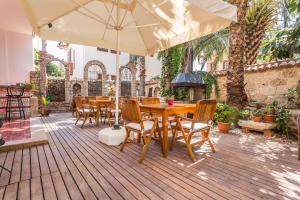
[0,113,299,200]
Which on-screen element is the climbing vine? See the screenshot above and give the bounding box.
[158,45,182,97]
[196,71,220,98]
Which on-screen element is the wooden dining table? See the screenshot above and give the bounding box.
[140,103,196,157]
[89,100,112,126]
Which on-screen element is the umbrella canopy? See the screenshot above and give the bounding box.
[19,0,236,128]
[19,0,236,56]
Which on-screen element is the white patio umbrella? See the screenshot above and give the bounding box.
[19,0,237,128]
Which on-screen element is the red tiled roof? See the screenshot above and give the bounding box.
[212,58,300,76]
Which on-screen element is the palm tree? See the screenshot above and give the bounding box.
[226,0,249,108]
[244,0,276,65]
[192,28,229,70]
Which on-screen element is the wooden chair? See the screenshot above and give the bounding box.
[120,99,162,163]
[74,96,97,128]
[141,97,160,105]
[96,96,109,100]
[170,100,217,162]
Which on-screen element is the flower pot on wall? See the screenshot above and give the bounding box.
[263,115,276,123]
[252,115,262,122]
[217,122,230,133]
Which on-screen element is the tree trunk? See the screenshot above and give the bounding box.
[181,42,193,72]
[244,26,265,65]
[227,0,248,108]
[138,56,146,96]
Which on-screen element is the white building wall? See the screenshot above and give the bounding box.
[0,29,33,85]
[70,44,162,80]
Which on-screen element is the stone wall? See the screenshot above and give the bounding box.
[212,59,300,105]
[47,79,65,102]
[30,71,40,93]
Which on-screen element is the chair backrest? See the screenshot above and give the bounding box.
[96,96,109,100]
[74,96,85,109]
[141,97,160,105]
[193,100,217,123]
[121,99,141,123]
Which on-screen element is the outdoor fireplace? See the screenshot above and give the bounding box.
[171,72,207,102]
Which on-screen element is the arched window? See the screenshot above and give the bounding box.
[121,68,131,82]
[88,65,103,81]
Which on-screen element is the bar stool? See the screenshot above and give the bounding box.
[5,86,26,121]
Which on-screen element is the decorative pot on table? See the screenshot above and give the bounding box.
[166,100,174,106]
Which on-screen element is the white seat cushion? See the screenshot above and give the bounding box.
[126,121,156,131]
[181,121,209,131]
[79,108,95,113]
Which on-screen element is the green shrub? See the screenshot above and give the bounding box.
[214,103,239,124]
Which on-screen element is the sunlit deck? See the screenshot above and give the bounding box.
[0,113,299,200]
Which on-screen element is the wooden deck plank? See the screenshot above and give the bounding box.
[31,176,43,200]
[3,182,18,200]
[50,171,70,200]
[0,151,15,186]
[18,180,30,200]
[30,147,41,178]
[0,186,5,199]
[21,148,31,181]
[41,174,57,200]
[10,149,22,184]
[37,145,50,176]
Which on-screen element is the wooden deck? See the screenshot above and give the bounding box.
[0,113,299,200]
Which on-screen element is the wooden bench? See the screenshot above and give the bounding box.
[238,120,276,137]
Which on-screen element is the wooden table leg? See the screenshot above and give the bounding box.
[162,111,168,157]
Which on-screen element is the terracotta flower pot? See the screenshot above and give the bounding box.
[166,100,174,106]
[217,122,230,133]
[263,115,276,123]
[252,115,262,122]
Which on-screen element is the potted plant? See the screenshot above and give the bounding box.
[239,109,251,120]
[40,96,51,116]
[214,103,238,133]
[166,95,175,106]
[263,105,276,123]
[252,109,263,122]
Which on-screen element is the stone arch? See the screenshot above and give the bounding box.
[83,60,107,96]
[38,51,71,103]
[119,61,136,96]
[70,80,84,98]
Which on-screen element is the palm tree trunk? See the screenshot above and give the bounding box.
[227,0,248,108]
[138,56,146,96]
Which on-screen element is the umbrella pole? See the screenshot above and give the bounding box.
[114,3,121,129]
